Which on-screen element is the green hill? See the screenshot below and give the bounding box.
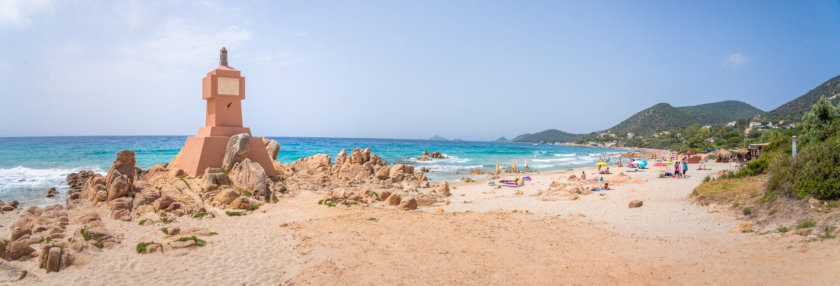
[764,74,840,122]
[511,129,585,143]
[606,100,765,135]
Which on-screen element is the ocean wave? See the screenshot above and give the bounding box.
[419,164,485,172]
[554,153,576,157]
[531,157,575,163]
[0,166,105,193]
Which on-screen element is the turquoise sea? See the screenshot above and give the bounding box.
[0,136,628,207]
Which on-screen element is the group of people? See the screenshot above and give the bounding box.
[673,161,688,179]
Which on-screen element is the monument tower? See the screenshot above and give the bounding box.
[172,47,278,177]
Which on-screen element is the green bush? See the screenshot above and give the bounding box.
[768,138,840,200]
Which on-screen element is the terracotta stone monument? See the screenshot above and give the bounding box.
[171,47,278,177]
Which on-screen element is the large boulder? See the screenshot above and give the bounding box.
[229,158,268,200]
[437,181,450,197]
[350,148,363,165]
[213,189,240,206]
[374,166,390,180]
[389,164,414,181]
[262,138,281,160]
[105,150,136,201]
[221,133,251,171]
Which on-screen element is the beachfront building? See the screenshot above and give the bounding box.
[170,47,278,177]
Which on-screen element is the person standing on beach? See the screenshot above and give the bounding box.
[682,161,688,178]
[674,162,681,178]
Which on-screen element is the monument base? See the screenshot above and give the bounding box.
[172,134,279,177]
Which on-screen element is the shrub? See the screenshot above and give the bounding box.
[777,226,790,233]
[768,138,840,200]
[176,236,207,247]
[225,211,243,216]
[136,242,160,254]
[742,207,752,216]
[796,219,816,229]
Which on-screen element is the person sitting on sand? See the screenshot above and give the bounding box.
[602,182,610,190]
[581,171,586,181]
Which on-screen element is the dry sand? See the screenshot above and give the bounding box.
[3,162,839,285]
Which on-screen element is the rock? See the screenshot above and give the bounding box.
[229,158,268,200]
[567,174,578,181]
[469,169,484,175]
[513,190,523,196]
[263,138,281,160]
[1,205,14,212]
[7,241,35,260]
[385,194,401,206]
[460,177,474,182]
[350,148,363,165]
[389,164,414,181]
[378,191,391,202]
[46,187,58,198]
[203,169,231,187]
[628,200,644,208]
[438,181,450,197]
[154,195,175,210]
[45,247,61,272]
[105,150,137,201]
[169,169,186,177]
[374,166,390,180]
[730,221,754,233]
[334,149,347,168]
[399,198,417,210]
[65,170,95,191]
[170,239,196,249]
[214,189,240,206]
[60,252,73,270]
[229,196,253,209]
[361,148,371,163]
[221,133,251,171]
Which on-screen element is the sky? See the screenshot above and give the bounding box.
[1,0,839,140]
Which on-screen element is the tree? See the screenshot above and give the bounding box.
[800,96,840,144]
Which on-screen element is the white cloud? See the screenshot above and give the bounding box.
[0,0,54,27]
[117,19,252,67]
[723,52,751,68]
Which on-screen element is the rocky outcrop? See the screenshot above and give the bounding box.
[262,138,281,160]
[229,158,271,202]
[65,171,94,194]
[221,133,251,171]
[45,188,58,198]
[0,200,18,212]
[416,151,446,161]
[105,150,136,201]
[628,200,643,208]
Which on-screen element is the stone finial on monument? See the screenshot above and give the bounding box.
[220,47,229,67]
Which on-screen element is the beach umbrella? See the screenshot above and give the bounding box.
[512,160,518,172]
[524,160,529,170]
[595,161,608,167]
[637,160,648,167]
[662,161,673,164]
[653,162,667,167]
[496,162,501,174]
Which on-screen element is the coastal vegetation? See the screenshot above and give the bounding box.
[691,97,840,232]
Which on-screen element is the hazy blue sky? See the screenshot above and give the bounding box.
[1,0,839,140]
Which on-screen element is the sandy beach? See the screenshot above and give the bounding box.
[1,160,837,285]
